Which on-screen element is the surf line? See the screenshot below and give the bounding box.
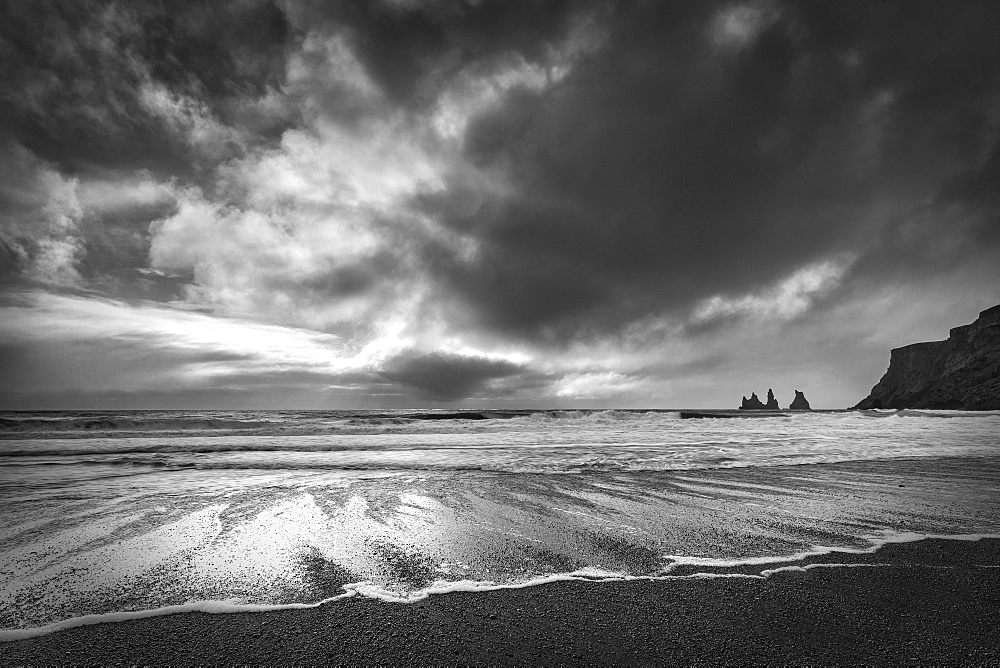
[659,531,1000,571]
[0,594,359,642]
[2,531,998,642]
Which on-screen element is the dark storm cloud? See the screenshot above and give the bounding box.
[286,0,581,106]
[0,137,83,286]
[401,1,1000,341]
[379,349,527,400]
[0,135,184,292]
[0,0,292,175]
[842,125,1000,297]
[0,0,294,294]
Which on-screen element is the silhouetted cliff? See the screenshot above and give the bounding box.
[789,390,811,410]
[764,389,779,409]
[854,305,1000,410]
[740,392,765,409]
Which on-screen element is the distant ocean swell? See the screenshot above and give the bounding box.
[0,436,832,457]
[2,410,998,475]
[0,411,678,442]
[2,408,995,439]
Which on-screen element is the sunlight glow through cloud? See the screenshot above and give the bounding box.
[710,2,781,50]
[1,292,362,378]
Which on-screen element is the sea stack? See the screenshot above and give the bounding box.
[764,389,780,409]
[853,304,1000,410]
[740,392,766,409]
[789,390,811,410]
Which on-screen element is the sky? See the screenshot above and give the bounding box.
[1,0,999,409]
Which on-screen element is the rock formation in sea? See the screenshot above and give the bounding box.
[789,390,811,410]
[764,389,780,409]
[740,392,766,409]
[853,304,1000,410]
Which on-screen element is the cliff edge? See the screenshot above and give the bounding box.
[853,304,1000,410]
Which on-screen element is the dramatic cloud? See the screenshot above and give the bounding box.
[0,140,84,286]
[2,0,999,407]
[379,349,526,400]
[690,256,853,324]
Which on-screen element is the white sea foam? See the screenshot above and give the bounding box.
[758,563,892,577]
[662,532,1000,571]
[4,532,999,641]
[0,592,357,642]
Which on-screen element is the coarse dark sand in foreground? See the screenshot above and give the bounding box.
[4,538,999,665]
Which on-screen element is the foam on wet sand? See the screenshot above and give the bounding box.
[4,537,999,664]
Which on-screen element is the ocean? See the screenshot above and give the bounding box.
[2,408,999,639]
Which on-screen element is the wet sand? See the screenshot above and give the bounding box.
[5,538,999,665]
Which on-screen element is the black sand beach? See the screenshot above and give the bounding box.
[5,538,998,665]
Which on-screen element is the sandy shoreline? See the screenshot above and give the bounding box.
[4,537,999,665]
